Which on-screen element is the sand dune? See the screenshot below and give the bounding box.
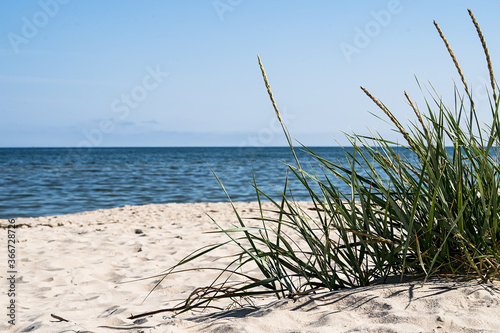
[1,202,499,332]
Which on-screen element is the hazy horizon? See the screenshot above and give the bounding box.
[2,1,499,147]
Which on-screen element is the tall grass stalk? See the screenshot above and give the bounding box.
[130,10,500,319]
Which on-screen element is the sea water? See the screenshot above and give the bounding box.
[0,146,410,218]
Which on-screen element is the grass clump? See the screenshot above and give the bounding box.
[130,10,500,319]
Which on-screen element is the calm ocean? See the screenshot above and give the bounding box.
[0,147,402,219]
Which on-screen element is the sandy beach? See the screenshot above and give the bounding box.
[1,201,500,333]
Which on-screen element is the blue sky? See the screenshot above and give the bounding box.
[1,0,499,147]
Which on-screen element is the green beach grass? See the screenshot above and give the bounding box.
[131,9,500,319]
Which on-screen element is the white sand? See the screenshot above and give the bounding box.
[1,202,499,333]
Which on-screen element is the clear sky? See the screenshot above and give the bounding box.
[1,0,499,147]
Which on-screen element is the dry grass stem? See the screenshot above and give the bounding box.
[405,91,430,141]
[257,54,282,123]
[360,86,415,151]
[143,11,500,316]
[468,9,497,103]
[433,20,473,107]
